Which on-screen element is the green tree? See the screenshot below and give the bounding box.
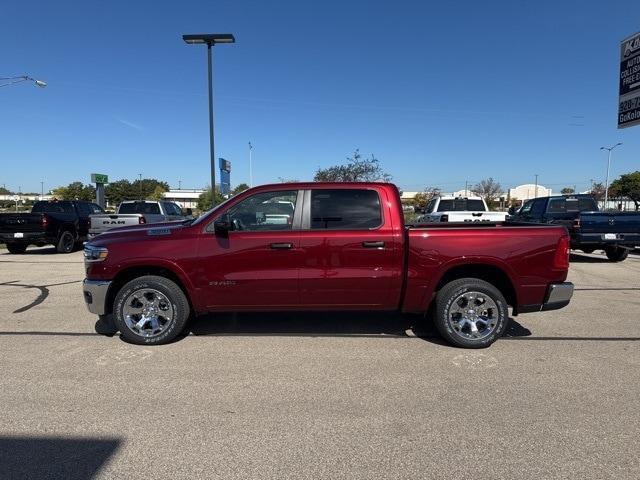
[149,185,168,201]
[609,171,640,211]
[0,187,10,195]
[589,182,605,201]
[52,181,96,201]
[314,149,391,182]
[561,187,575,194]
[413,187,441,211]
[232,183,250,195]
[197,186,225,211]
[105,178,170,206]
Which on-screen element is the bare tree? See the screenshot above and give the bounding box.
[472,178,502,203]
[314,149,391,182]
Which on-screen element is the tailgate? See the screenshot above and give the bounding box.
[0,213,44,234]
[89,214,143,234]
[579,212,640,234]
[448,212,506,222]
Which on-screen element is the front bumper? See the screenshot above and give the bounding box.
[519,282,574,313]
[82,279,112,315]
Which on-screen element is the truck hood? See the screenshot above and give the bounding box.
[87,221,188,245]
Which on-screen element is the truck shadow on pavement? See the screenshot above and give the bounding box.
[0,435,121,480]
[184,311,533,346]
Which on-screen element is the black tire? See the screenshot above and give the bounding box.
[581,248,594,254]
[56,230,76,253]
[605,246,628,262]
[113,275,190,345]
[6,243,27,254]
[434,278,509,348]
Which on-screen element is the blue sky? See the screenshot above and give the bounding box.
[1,0,639,194]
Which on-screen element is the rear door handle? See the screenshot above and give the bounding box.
[270,242,294,250]
[362,241,385,249]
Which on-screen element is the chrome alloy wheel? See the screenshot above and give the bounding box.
[447,291,499,340]
[122,288,174,338]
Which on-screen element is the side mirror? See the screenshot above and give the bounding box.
[214,213,231,237]
[507,206,516,215]
[185,208,193,216]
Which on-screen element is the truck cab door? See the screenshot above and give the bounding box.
[298,188,403,309]
[196,189,303,310]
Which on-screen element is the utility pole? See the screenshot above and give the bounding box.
[248,142,253,187]
[464,180,468,197]
[138,173,143,200]
[534,174,539,198]
[178,179,182,190]
[40,181,44,199]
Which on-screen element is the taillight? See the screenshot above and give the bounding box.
[139,217,146,224]
[553,235,570,269]
[441,214,449,222]
[42,215,48,228]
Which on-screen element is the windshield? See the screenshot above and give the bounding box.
[190,196,235,226]
[437,199,486,212]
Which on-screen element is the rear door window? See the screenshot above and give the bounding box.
[310,189,382,230]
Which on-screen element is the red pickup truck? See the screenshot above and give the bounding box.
[82,182,573,348]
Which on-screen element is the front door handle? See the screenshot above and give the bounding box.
[362,241,385,249]
[271,242,294,250]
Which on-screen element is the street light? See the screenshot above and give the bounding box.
[182,33,236,207]
[600,142,622,209]
[0,75,47,88]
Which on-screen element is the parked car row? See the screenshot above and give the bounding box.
[0,200,189,253]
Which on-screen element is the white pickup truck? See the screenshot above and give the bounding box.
[88,200,189,239]
[418,196,508,223]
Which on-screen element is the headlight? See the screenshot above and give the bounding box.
[84,245,109,262]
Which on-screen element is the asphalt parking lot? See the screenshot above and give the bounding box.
[0,247,639,479]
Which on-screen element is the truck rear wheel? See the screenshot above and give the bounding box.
[56,231,76,253]
[434,278,509,348]
[605,246,628,262]
[6,243,27,254]
[113,275,190,345]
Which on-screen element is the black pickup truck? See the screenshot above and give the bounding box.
[509,194,640,261]
[0,200,104,254]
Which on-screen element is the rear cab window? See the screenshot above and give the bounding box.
[437,198,486,212]
[118,202,161,215]
[310,189,382,230]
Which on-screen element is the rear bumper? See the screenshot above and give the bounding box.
[573,232,640,247]
[519,282,574,313]
[82,279,112,315]
[0,232,51,244]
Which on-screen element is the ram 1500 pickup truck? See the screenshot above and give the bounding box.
[88,200,189,239]
[418,196,508,223]
[508,194,640,261]
[82,182,573,348]
[0,200,104,253]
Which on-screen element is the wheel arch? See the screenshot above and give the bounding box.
[431,263,518,314]
[105,264,194,315]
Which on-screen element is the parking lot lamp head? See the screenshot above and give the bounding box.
[182,33,236,207]
[0,75,47,88]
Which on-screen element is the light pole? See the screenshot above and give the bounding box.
[534,174,539,198]
[40,181,44,200]
[248,142,253,187]
[182,33,236,207]
[0,75,47,88]
[600,143,622,210]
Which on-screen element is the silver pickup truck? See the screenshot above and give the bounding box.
[88,200,189,239]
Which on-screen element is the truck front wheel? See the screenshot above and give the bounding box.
[434,278,509,348]
[113,275,190,345]
[605,246,628,262]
